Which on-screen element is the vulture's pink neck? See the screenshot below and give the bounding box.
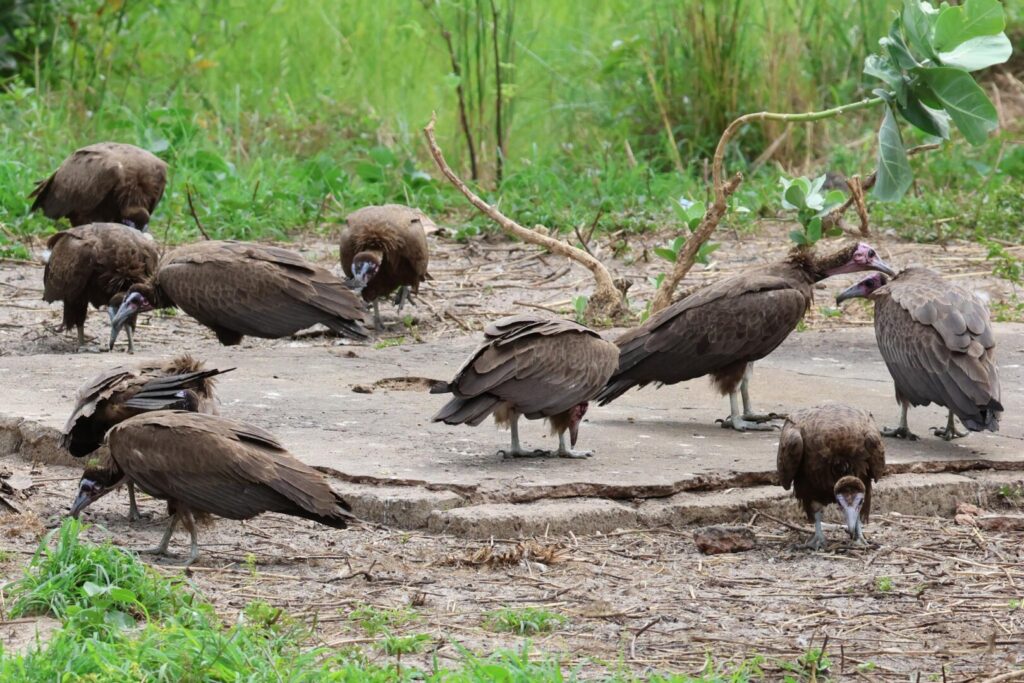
[788,245,858,283]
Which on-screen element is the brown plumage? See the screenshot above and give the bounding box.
[836,269,1002,440]
[71,411,354,565]
[43,223,158,351]
[30,143,167,230]
[109,240,368,347]
[777,404,886,549]
[432,314,619,458]
[63,355,229,520]
[340,204,432,328]
[597,242,896,430]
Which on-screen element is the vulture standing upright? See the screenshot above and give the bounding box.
[432,314,619,458]
[108,240,368,347]
[30,142,167,230]
[340,204,432,329]
[836,269,1002,440]
[62,355,229,520]
[777,404,886,549]
[596,243,896,430]
[43,222,158,352]
[70,411,355,566]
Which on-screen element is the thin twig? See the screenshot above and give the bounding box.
[185,184,211,241]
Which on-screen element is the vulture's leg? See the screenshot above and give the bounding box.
[555,430,593,459]
[739,365,784,422]
[76,324,86,347]
[881,403,919,441]
[372,301,383,330]
[393,285,410,311]
[498,414,545,458]
[181,510,200,567]
[125,323,135,355]
[931,410,968,440]
[127,482,140,522]
[804,511,827,551]
[718,390,777,431]
[142,515,178,557]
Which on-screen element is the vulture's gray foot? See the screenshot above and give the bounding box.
[881,425,919,441]
[556,448,593,459]
[498,447,549,459]
[141,516,177,557]
[803,532,827,551]
[371,301,384,331]
[393,285,411,310]
[126,482,141,522]
[76,325,86,347]
[931,412,968,441]
[717,415,778,431]
[741,412,785,424]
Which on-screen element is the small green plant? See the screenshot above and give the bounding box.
[374,337,406,350]
[997,484,1024,501]
[779,646,831,681]
[484,606,567,635]
[0,549,13,562]
[984,241,1023,284]
[819,306,843,319]
[1008,599,1021,611]
[858,661,878,672]
[779,174,845,247]
[656,199,719,266]
[876,576,894,592]
[347,603,420,636]
[244,552,259,576]
[375,632,432,657]
[572,295,588,323]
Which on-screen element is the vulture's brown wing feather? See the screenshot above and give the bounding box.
[43,231,93,304]
[108,412,352,525]
[874,268,1001,430]
[776,420,804,491]
[158,241,367,340]
[600,274,808,402]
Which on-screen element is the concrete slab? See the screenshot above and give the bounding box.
[2,324,1021,534]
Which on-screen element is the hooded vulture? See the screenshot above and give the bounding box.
[71,411,355,566]
[836,268,1002,440]
[341,204,432,329]
[43,222,158,352]
[29,142,167,230]
[596,243,896,430]
[109,240,369,348]
[63,355,229,520]
[432,314,618,458]
[777,404,886,549]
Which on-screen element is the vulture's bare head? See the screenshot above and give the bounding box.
[833,475,866,539]
[823,243,896,278]
[835,273,888,306]
[348,251,382,291]
[121,207,151,232]
[569,402,589,447]
[70,464,126,517]
[109,289,154,349]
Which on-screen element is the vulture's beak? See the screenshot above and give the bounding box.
[870,257,897,277]
[109,298,139,350]
[836,493,864,539]
[69,479,115,517]
[835,282,867,306]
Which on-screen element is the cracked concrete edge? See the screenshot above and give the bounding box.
[0,414,77,468]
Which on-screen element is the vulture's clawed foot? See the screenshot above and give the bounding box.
[881,425,919,441]
[742,412,786,424]
[556,448,594,459]
[930,424,968,441]
[717,415,778,432]
[802,532,828,551]
[498,447,549,459]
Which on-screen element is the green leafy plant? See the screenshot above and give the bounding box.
[984,241,1023,284]
[348,603,420,636]
[779,174,845,247]
[484,606,568,635]
[779,646,831,682]
[375,632,431,657]
[659,199,719,265]
[876,576,894,592]
[573,295,589,324]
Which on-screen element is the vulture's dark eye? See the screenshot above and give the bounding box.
[868,249,876,257]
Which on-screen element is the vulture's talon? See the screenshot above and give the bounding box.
[881,426,919,441]
[718,416,778,432]
[498,448,548,459]
[557,449,593,459]
[741,413,781,424]
[930,425,968,441]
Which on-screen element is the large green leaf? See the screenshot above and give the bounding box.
[902,0,938,61]
[883,19,920,70]
[933,0,1005,52]
[898,89,951,138]
[938,34,1013,71]
[864,54,902,87]
[916,67,997,145]
[874,105,913,202]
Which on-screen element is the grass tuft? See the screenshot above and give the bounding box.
[484,606,568,635]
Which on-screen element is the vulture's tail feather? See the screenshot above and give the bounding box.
[432,395,500,426]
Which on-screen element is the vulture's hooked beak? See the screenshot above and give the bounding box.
[836,492,864,539]
[870,257,897,277]
[69,477,118,517]
[109,293,146,349]
[835,281,867,305]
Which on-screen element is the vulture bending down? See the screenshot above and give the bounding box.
[777,404,886,549]
[43,223,158,352]
[432,314,618,458]
[30,142,167,230]
[597,243,896,430]
[109,240,368,348]
[836,269,1002,440]
[341,204,432,329]
[63,355,229,520]
[70,411,354,566]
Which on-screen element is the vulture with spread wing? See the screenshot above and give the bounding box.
[597,243,896,430]
[43,223,158,352]
[777,404,886,549]
[432,314,618,458]
[341,204,432,328]
[71,411,354,566]
[63,355,229,520]
[109,240,368,347]
[836,268,1002,440]
[30,143,167,230]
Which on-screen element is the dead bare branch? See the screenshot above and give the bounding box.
[185,185,211,241]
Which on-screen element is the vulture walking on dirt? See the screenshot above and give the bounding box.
[30,142,167,230]
[432,314,618,458]
[43,223,158,352]
[341,204,432,329]
[108,240,369,348]
[777,404,886,549]
[836,269,1002,440]
[62,355,229,520]
[70,411,355,566]
[596,243,896,430]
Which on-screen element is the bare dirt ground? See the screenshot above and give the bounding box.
[1,224,1022,679]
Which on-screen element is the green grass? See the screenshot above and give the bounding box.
[484,606,568,635]
[348,603,421,636]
